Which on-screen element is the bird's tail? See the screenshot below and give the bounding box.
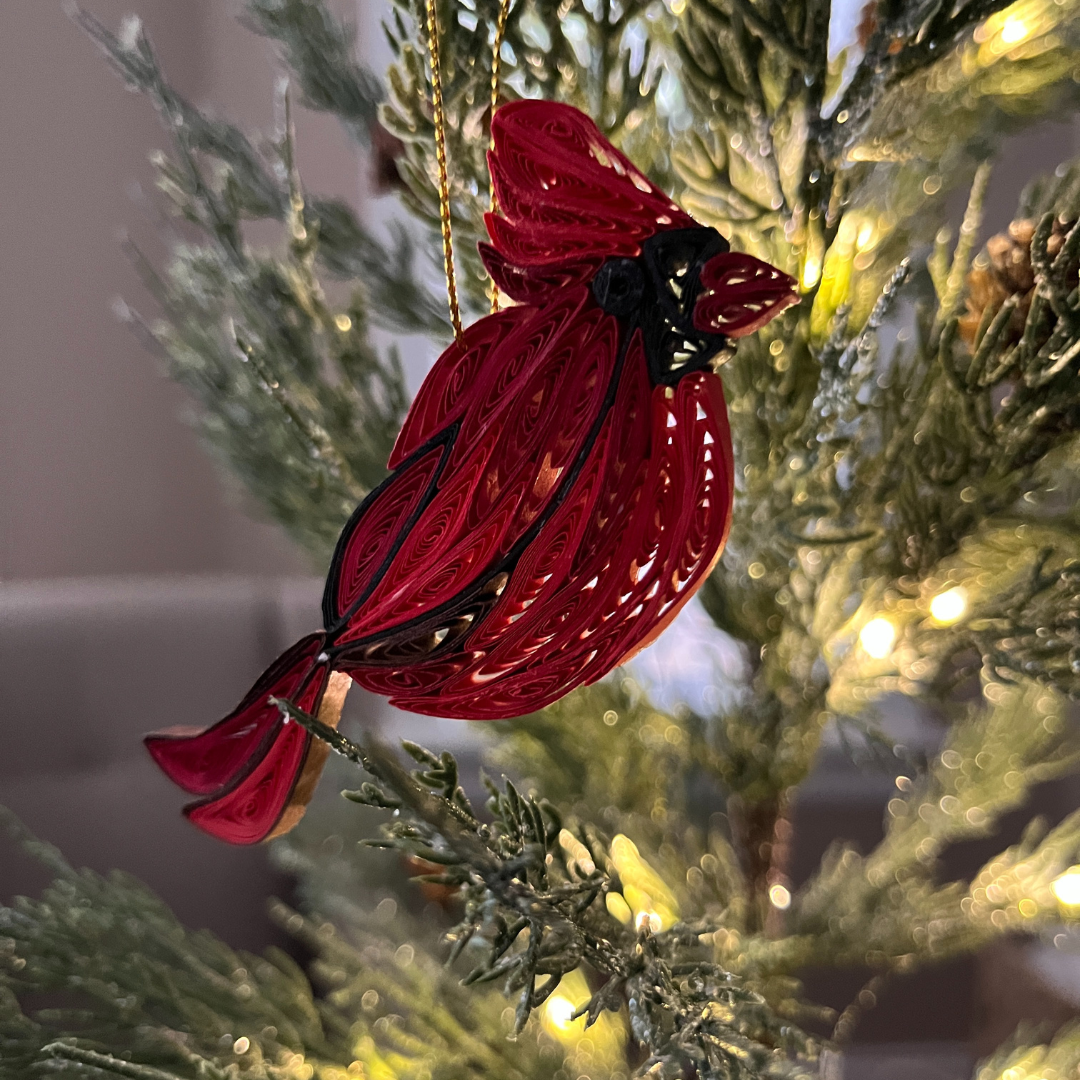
[145,633,350,845]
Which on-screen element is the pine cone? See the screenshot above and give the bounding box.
[958,218,1071,349]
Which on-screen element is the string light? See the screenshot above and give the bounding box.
[1052,867,1080,908]
[859,617,896,659]
[540,969,629,1066]
[801,256,822,291]
[635,909,663,933]
[1000,15,1030,43]
[544,994,577,1031]
[930,587,967,625]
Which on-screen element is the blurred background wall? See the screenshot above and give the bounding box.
[0,0,359,583]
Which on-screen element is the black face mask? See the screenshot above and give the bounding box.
[591,226,735,385]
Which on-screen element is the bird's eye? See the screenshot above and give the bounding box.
[592,257,645,318]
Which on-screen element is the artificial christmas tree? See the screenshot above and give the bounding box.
[8,0,1080,1077]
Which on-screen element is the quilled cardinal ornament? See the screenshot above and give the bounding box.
[146,100,798,844]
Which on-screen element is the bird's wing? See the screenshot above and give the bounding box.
[326,303,533,626]
[366,331,734,718]
[324,286,620,648]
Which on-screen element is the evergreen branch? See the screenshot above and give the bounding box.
[69,3,433,560]
[725,15,789,217]
[847,156,1080,581]
[265,900,571,1080]
[277,699,819,1076]
[70,6,249,262]
[821,0,1017,163]
[38,1043,197,1080]
[0,806,77,883]
[933,161,993,340]
[797,678,1080,969]
[805,258,912,452]
[0,808,566,1080]
[73,3,446,336]
[272,696,372,771]
[722,0,805,69]
[244,0,384,143]
[975,1023,1080,1080]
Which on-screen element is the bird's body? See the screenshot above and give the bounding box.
[146,101,798,844]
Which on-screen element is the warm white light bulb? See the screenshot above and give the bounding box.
[930,587,967,625]
[1052,868,1080,907]
[545,995,576,1031]
[1000,16,1029,43]
[769,884,792,910]
[860,617,896,660]
[635,910,662,933]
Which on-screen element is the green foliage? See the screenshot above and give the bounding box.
[245,0,384,143]
[0,805,337,1080]
[974,1023,1080,1080]
[268,706,822,1079]
[0,805,567,1080]
[795,678,1080,968]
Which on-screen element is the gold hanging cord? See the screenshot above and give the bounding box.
[424,0,463,343]
[425,0,513,334]
[488,0,512,312]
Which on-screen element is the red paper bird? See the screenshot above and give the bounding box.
[147,101,798,844]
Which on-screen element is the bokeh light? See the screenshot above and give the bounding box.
[1000,15,1030,42]
[930,587,967,625]
[1052,867,1080,908]
[859,617,896,659]
[610,834,681,930]
[540,969,628,1071]
[544,994,577,1032]
[769,884,792,910]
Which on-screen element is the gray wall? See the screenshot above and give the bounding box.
[0,0,360,583]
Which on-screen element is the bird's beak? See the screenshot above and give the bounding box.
[693,252,799,339]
